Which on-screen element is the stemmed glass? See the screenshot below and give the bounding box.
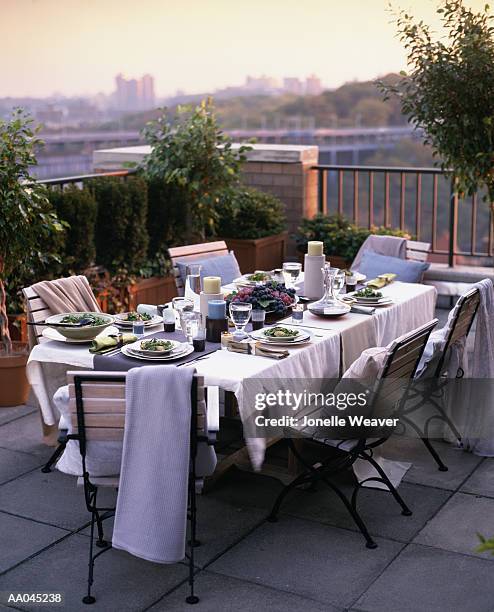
[229,302,252,338]
[282,262,302,289]
[172,297,193,332]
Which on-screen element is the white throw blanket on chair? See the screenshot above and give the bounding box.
[112,365,195,564]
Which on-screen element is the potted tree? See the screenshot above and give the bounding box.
[0,110,64,406]
[217,187,288,273]
[380,1,494,242]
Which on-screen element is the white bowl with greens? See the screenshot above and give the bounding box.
[44,312,114,341]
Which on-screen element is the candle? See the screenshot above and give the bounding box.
[307,241,324,256]
[203,276,221,294]
[208,299,226,320]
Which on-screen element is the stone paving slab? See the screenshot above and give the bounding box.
[0,470,116,531]
[0,405,36,427]
[149,570,341,611]
[209,516,403,608]
[80,494,267,570]
[284,481,451,543]
[460,458,494,497]
[382,436,482,490]
[0,534,188,612]
[413,492,494,560]
[0,412,53,459]
[0,511,67,574]
[0,448,43,486]
[355,544,494,612]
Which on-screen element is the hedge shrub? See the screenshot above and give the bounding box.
[90,176,149,274]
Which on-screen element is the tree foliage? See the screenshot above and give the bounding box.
[142,99,250,240]
[381,1,494,200]
[0,109,64,348]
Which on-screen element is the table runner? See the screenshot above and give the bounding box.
[94,329,220,372]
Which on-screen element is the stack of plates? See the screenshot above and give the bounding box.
[114,313,163,328]
[249,325,312,346]
[122,339,194,361]
[349,295,394,307]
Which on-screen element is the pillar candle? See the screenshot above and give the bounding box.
[208,299,226,320]
[203,276,221,294]
[307,241,324,256]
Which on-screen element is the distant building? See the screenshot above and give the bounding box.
[306,74,323,96]
[245,75,279,94]
[283,77,304,96]
[114,73,156,111]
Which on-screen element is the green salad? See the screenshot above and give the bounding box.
[123,311,152,322]
[354,288,382,299]
[247,272,271,282]
[139,339,174,352]
[263,326,299,338]
[60,313,108,326]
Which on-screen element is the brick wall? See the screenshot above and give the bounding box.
[241,157,318,254]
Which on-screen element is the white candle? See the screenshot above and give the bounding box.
[203,276,221,294]
[307,241,324,256]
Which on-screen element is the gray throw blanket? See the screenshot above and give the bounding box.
[351,235,407,271]
[112,365,195,563]
[32,275,101,314]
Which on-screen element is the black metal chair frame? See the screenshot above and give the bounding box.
[399,287,481,471]
[69,373,207,606]
[267,320,437,549]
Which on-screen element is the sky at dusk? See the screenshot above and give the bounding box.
[0,0,489,98]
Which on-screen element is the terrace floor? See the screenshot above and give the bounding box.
[0,308,493,612]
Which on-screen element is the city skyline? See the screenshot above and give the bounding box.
[0,0,489,98]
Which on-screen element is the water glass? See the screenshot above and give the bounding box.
[229,302,252,335]
[331,268,346,298]
[291,303,305,324]
[251,308,266,330]
[132,320,145,337]
[345,274,358,293]
[282,262,302,288]
[172,297,193,330]
[180,311,201,344]
[192,325,206,352]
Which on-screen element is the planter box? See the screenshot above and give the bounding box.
[128,276,177,309]
[8,314,27,343]
[224,232,288,274]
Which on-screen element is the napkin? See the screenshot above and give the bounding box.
[350,305,375,315]
[366,273,397,289]
[227,340,289,360]
[89,333,137,354]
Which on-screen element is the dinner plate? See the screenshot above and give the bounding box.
[121,343,194,361]
[353,298,394,308]
[42,325,120,344]
[127,338,181,356]
[308,303,351,317]
[114,313,162,327]
[250,326,311,345]
[233,273,273,287]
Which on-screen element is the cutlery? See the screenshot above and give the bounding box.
[28,318,94,328]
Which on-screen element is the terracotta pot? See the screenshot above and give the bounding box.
[0,341,30,407]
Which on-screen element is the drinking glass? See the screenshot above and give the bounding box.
[291,303,305,324]
[332,269,346,298]
[229,302,252,336]
[282,262,302,288]
[172,298,193,331]
[181,311,201,344]
[251,308,266,331]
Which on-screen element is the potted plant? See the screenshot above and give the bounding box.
[380,1,494,242]
[294,214,409,268]
[0,110,64,406]
[217,187,288,272]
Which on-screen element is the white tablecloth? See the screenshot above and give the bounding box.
[27,282,437,469]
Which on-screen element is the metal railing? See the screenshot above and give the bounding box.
[38,168,137,189]
[313,164,493,267]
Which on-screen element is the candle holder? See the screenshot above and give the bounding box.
[206,317,228,343]
[304,253,326,299]
[200,291,223,323]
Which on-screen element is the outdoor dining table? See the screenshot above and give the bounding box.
[26,281,437,470]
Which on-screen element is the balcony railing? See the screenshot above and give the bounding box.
[38,168,137,189]
[313,164,493,267]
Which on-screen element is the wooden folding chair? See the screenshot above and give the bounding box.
[401,286,481,471]
[66,370,217,605]
[267,319,437,550]
[168,241,229,295]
